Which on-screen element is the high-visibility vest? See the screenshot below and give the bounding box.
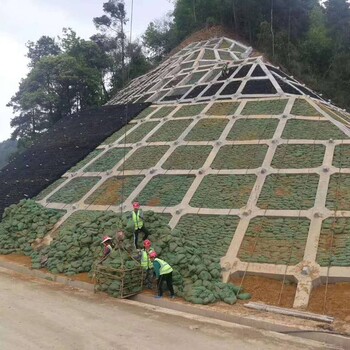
[155,258,173,275]
[141,248,154,269]
[132,210,144,230]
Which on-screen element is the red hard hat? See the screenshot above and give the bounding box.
[102,236,112,243]
[133,202,140,209]
[149,252,157,259]
[143,239,151,248]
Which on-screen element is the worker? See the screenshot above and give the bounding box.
[221,62,230,79]
[149,252,175,299]
[140,239,155,289]
[131,201,150,249]
[99,236,113,264]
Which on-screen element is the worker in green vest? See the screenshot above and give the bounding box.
[132,201,150,249]
[149,251,175,299]
[140,239,155,289]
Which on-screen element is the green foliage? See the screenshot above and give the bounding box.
[0,139,17,169]
[212,145,268,169]
[135,175,195,206]
[190,175,256,209]
[238,217,310,265]
[47,177,100,204]
[163,145,212,170]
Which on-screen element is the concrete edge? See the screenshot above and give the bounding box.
[0,258,348,349]
[131,293,349,349]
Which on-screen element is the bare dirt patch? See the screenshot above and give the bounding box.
[231,275,297,308]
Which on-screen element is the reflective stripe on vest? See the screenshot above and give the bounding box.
[141,248,154,269]
[155,258,173,275]
[132,210,144,230]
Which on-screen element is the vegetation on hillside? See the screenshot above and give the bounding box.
[0,139,17,169]
[8,0,350,149]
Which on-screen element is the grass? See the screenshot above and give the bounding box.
[190,174,256,209]
[162,145,212,170]
[47,177,100,204]
[206,102,240,116]
[290,99,322,117]
[135,175,195,207]
[147,119,192,142]
[119,121,159,144]
[84,148,131,172]
[35,178,67,200]
[271,144,325,169]
[333,145,350,168]
[238,217,309,265]
[185,119,228,141]
[119,146,169,170]
[68,150,103,172]
[257,174,319,210]
[282,120,349,140]
[212,145,268,169]
[102,125,134,145]
[241,99,288,115]
[173,104,207,118]
[85,176,144,206]
[227,119,279,140]
[326,174,350,210]
[150,106,177,119]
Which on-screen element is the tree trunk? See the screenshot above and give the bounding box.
[287,6,291,65]
[232,0,238,33]
[121,20,125,87]
[192,0,197,23]
[270,0,275,58]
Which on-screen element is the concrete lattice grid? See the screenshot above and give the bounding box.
[36,37,350,308]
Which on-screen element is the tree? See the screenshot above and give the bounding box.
[93,0,128,88]
[142,16,175,62]
[302,6,332,74]
[8,33,108,143]
[324,0,350,51]
[26,36,61,67]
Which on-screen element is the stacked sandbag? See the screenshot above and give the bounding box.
[33,211,172,277]
[150,224,251,305]
[0,200,63,256]
[95,248,143,297]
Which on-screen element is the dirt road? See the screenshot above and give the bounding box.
[0,268,338,350]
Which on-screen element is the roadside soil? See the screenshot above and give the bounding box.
[1,254,350,335]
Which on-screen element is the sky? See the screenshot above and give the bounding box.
[0,0,174,142]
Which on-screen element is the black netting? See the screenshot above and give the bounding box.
[251,65,266,77]
[183,85,208,99]
[274,76,302,95]
[0,103,149,216]
[202,83,225,97]
[241,79,277,94]
[220,81,242,95]
[233,64,253,78]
